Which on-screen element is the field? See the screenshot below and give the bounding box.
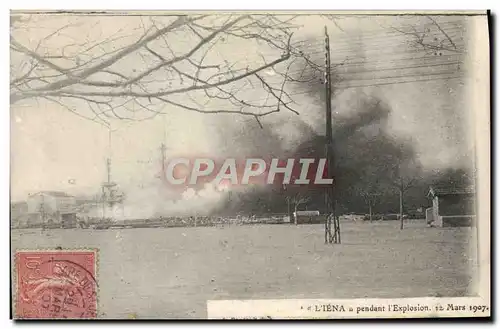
[11,220,477,319]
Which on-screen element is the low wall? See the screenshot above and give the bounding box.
[441,215,475,227]
[295,215,327,225]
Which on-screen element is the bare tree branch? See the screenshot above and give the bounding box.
[291,193,311,212]
[389,16,464,56]
[11,14,305,125]
[427,16,458,51]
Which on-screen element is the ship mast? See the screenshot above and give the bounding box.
[101,126,123,220]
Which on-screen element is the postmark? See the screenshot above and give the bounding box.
[15,250,98,319]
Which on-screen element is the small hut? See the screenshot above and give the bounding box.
[426,186,476,227]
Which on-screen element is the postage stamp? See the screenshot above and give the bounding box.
[10,10,490,319]
[14,250,98,319]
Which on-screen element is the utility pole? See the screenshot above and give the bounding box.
[101,127,118,222]
[399,177,404,230]
[157,115,169,185]
[106,158,112,186]
[324,26,341,244]
[39,194,46,229]
[160,143,167,183]
[101,185,106,221]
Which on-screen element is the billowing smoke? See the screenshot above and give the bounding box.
[84,181,233,220]
[93,28,473,219]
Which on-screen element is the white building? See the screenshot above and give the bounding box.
[26,191,76,226]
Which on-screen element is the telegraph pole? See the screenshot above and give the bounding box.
[324,26,341,244]
[106,158,112,186]
[101,127,118,221]
[104,128,112,186]
[159,115,168,183]
[39,194,46,229]
[160,143,167,183]
[101,185,106,221]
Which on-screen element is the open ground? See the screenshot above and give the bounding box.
[11,220,477,319]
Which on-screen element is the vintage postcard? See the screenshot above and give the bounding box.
[10,10,490,319]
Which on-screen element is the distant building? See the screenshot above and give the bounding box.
[26,191,77,228]
[10,201,28,228]
[426,186,476,227]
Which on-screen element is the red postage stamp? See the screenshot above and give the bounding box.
[15,250,98,319]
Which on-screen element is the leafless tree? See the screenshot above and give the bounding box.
[359,189,381,222]
[386,155,421,230]
[394,174,417,230]
[285,193,311,225]
[10,13,320,127]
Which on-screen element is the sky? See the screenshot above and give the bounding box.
[10,13,487,202]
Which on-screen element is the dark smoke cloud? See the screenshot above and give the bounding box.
[176,35,474,216]
[207,46,472,216]
[206,92,413,215]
